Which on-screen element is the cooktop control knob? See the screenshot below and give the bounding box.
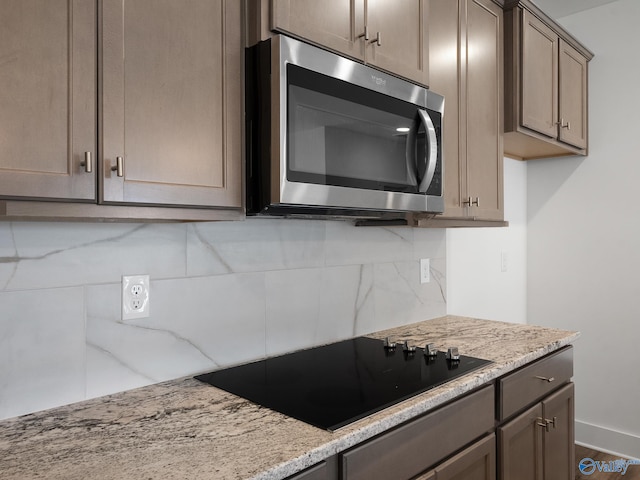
[424,343,438,357]
[446,347,460,361]
[402,340,417,354]
[383,337,397,350]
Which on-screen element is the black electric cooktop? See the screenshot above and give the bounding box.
[195,337,491,431]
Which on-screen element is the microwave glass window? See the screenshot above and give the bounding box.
[287,65,434,194]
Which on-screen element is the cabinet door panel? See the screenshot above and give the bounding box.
[101,0,242,208]
[435,434,496,480]
[428,0,464,217]
[366,0,428,85]
[558,41,588,149]
[0,0,96,201]
[464,0,503,220]
[498,403,543,480]
[521,10,558,139]
[272,0,365,60]
[543,383,575,480]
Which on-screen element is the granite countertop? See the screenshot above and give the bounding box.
[0,315,579,480]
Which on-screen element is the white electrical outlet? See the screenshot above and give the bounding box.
[501,251,508,273]
[420,258,430,284]
[122,275,150,320]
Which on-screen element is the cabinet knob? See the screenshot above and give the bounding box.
[81,151,93,173]
[111,156,124,177]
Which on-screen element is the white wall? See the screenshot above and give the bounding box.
[447,158,528,324]
[528,0,640,458]
[0,219,446,420]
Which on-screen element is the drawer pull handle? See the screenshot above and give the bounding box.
[534,375,555,383]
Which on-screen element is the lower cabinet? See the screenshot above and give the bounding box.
[498,383,575,480]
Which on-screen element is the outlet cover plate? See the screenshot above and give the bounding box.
[122,275,150,320]
[420,258,430,284]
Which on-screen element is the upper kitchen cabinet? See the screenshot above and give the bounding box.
[424,0,504,224]
[100,0,242,209]
[269,0,365,60]
[503,0,593,160]
[254,0,429,86]
[0,0,97,202]
[362,0,429,86]
[0,0,242,221]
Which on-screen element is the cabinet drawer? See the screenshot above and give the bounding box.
[286,462,327,480]
[341,385,495,480]
[498,346,573,421]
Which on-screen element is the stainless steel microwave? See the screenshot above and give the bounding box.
[246,35,444,219]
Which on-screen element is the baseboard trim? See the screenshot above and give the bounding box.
[576,420,640,460]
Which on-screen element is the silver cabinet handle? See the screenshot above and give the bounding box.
[534,375,555,383]
[546,416,557,430]
[369,31,382,46]
[358,26,369,41]
[81,151,93,173]
[557,118,571,130]
[537,419,549,431]
[111,156,124,177]
[537,416,557,433]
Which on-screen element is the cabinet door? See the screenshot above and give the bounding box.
[0,0,96,201]
[428,0,464,217]
[521,10,558,139]
[435,434,496,480]
[272,0,365,60]
[464,0,503,220]
[101,0,242,208]
[498,403,544,480]
[366,0,429,86]
[558,41,588,149]
[543,383,575,480]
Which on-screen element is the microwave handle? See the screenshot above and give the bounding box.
[417,109,439,193]
[405,116,419,187]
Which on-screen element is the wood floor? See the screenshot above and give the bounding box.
[576,444,640,479]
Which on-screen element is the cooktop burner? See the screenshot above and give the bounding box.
[195,337,491,431]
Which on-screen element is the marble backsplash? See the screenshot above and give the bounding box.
[0,218,446,420]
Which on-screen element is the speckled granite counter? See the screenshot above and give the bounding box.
[0,316,579,480]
